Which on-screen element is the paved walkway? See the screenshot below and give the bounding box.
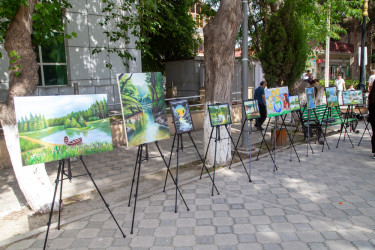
[2,121,375,249]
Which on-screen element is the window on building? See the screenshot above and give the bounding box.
[196,4,201,14]
[190,5,195,13]
[36,36,68,86]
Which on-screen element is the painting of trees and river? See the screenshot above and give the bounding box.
[117,72,170,147]
[14,95,113,166]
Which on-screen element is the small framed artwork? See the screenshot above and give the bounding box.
[325,87,339,107]
[342,90,363,105]
[243,99,260,120]
[208,103,232,127]
[289,95,301,111]
[170,99,194,134]
[264,87,291,117]
[305,87,316,109]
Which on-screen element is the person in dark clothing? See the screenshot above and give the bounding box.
[254,81,267,130]
[368,81,375,159]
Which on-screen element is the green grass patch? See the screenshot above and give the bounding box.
[19,137,44,151]
[21,142,113,166]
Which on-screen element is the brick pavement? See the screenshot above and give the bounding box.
[2,121,375,249]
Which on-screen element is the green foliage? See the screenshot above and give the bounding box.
[19,137,44,152]
[259,0,309,87]
[318,79,363,89]
[0,0,75,47]
[99,0,200,72]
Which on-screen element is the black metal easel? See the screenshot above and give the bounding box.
[43,157,125,249]
[357,105,372,146]
[163,132,220,206]
[128,142,190,233]
[200,124,244,196]
[335,106,354,148]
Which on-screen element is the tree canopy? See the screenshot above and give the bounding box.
[99,0,200,72]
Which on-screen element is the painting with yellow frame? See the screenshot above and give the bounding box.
[264,87,291,118]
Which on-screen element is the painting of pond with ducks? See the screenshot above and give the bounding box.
[14,94,113,166]
[117,72,170,147]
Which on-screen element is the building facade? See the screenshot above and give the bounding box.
[0,0,141,110]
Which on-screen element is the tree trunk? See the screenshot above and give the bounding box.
[0,0,57,213]
[203,0,242,165]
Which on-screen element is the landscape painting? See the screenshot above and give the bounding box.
[208,103,232,127]
[170,99,194,134]
[342,90,363,105]
[14,95,113,166]
[265,87,291,117]
[243,99,260,120]
[305,87,316,109]
[325,87,339,107]
[117,72,170,147]
[289,95,301,111]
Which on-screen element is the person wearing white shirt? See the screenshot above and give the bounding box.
[368,69,375,92]
[334,74,346,105]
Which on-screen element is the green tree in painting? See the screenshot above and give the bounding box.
[119,74,143,119]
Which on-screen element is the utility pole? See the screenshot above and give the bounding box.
[359,0,369,93]
[241,0,249,148]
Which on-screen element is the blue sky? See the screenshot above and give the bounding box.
[14,94,107,120]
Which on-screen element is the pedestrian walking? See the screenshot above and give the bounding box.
[254,81,267,130]
[334,74,346,105]
[368,84,375,159]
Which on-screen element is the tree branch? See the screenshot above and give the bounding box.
[120,73,133,94]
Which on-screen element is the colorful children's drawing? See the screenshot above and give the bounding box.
[342,90,363,105]
[289,95,301,111]
[325,87,339,107]
[264,87,291,117]
[243,100,260,120]
[117,73,170,147]
[208,103,232,127]
[305,87,316,109]
[170,99,194,134]
[14,95,113,166]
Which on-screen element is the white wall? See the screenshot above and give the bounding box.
[0,0,141,104]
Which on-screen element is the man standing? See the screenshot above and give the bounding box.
[254,81,267,130]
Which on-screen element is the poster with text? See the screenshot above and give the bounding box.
[14,95,113,166]
[265,87,291,117]
[208,103,232,127]
[170,99,194,134]
[342,90,363,105]
[305,87,316,109]
[325,87,339,107]
[117,73,170,147]
[243,99,260,120]
[289,95,301,111]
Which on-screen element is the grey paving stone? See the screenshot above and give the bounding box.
[88,237,114,248]
[264,243,282,250]
[196,236,214,245]
[256,232,281,244]
[297,231,325,243]
[308,242,328,250]
[294,223,312,231]
[216,226,233,234]
[256,224,272,232]
[154,237,172,246]
[279,232,299,242]
[177,227,194,235]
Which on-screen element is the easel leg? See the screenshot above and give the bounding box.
[175,135,180,213]
[128,146,141,207]
[43,160,63,250]
[163,134,177,192]
[57,160,65,230]
[200,127,214,179]
[290,113,293,162]
[79,156,126,237]
[224,125,251,182]
[188,132,219,195]
[155,140,190,210]
[229,119,247,168]
[249,120,253,181]
[212,126,219,196]
[280,114,300,162]
[273,117,277,172]
[256,118,274,162]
